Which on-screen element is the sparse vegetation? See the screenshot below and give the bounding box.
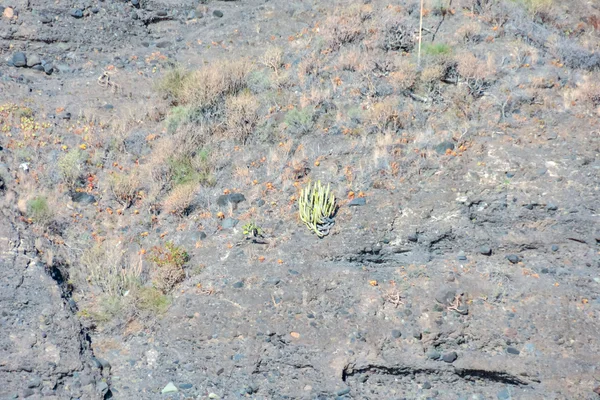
[27,196,52,225]
[298,181,336,237]
[58,149,86,188]
[148,242,189,293]
[285,108,314,136]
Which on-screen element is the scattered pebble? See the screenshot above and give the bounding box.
[336,387,351,396]
[497,387,511,400]
[161,382,178,394]
[12,52,27,68]
[70,9,84,18]
[232,281,244,288]
[435,141,455,154]
[507,254,520,264]
[213,10,224,17]
[457,251,467,261]
[423,381,432,389]
[546,203,558,211]
[348,198,366,206]
[427,350,441,360]
[442,351,458,363]
[506,347,520,355]
[391,329,401,339]
[551,245,558,252]
[479,246,492,256]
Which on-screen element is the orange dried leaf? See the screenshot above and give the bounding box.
[290,332,300,338]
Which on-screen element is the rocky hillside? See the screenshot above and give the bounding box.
[1,0,600,398]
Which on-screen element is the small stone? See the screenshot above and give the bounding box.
[179,383,193,390]
[3,7,14,19]
[422,382,432,390]
[479,246,492,256]
[233,281,244,288]
[161,382,178,394]
[407,233,418,242]
[304,385,312,391]
[497,387,511,400]
[442,351,458,363]
[39,14,53,23]
[91,7,99,13]
[412,331,422,340]
[506,347,520,355]
[12,52,27,67]
[507,255,520,264]
[71,192,96,204]
[156,10,168,16]
[457,251,467,261]
[44,63,54,75]
[427,350,441,360]
[22,388,34,398]
[391,329,402,338]
[546,203,558,211]
[336,387,351,396]
[506,172,515,178]
[70,9,84,18]
[524,203,534,210]
[155,41,171,48]
[187,10,196,19]
[221,218,239,229]
[435,141,455,154]
[131,0,140,7]
[26,55,41,67]
[96,381,109,396]
[348,198,366,206]
[536,168,547,176]
[551,245,558,252]
[213,10,224,17]
[435,288,456,306]
[217,193,246,207]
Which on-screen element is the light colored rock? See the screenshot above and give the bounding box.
[3,7,14,19]
[161,382,178,394]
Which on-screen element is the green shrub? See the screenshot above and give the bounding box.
[156,67,191,103]
[134,287,171,314]
[168,149,213,187]
[422,43,452,56]
[58,149,86,188]
[285,108,314,135]
[27,196,52,225]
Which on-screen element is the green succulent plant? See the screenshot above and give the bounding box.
[242,221,263,237]
[298,181,336,237]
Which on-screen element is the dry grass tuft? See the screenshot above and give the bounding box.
[162,182,199,216]
[226,91,260,143]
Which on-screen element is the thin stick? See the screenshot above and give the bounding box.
[418,0,424,67]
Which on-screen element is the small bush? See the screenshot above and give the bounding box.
[156,67,191,104]
[167,150,213,187]
[422,43,453,57]
[366,99,401,133]
[78,241,140,296]
[285,108,314,136]
[148,242,189,293]
[133,287,171,314]
[165,106,193,133]
[179,59,251,110]
[225,91,260,143]
[381,19,415,52]
[323,14,364,51]
[58,149,86,188]
[27,196,52,225]
[555,39,600,71]
[109,172,140,209]
[261,47,284,74]
[247,70,272,93]
[162,182,198,216]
